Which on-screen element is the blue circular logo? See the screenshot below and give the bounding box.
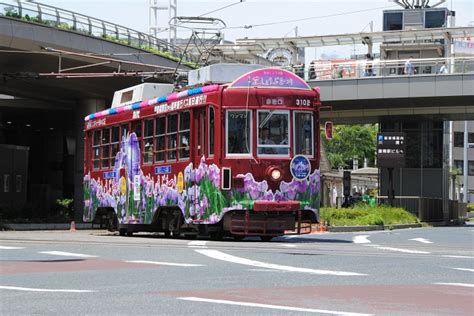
[290,155,311,180]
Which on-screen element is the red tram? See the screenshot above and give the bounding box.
[83,67,321,240]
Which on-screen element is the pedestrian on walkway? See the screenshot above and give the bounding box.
[404,56,416,75]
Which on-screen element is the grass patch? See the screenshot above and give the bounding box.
[321,204,419,226]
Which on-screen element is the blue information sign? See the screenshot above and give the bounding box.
[103,171,117,179]
[155,166,171,174]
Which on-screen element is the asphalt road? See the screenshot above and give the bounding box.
[1,225,473,315]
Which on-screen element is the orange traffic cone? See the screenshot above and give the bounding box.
[320,220,327,233]
[70,221,76,232]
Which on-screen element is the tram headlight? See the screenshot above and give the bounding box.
[270,168,281,181]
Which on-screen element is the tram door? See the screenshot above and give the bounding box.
[193,109,206,164]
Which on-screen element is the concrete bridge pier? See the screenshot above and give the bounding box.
[74,99,105,222]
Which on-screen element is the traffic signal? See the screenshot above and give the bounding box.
[325,121,333,140]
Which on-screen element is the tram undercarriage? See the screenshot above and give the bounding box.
[100,206,317,241]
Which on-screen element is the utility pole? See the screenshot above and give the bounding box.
[463,121,469,203]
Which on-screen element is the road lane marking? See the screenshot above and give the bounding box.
[178,297,372,316]
[39,251,98,258]
[442,255,474,259]
[195,249,365,276]
[125,260,204,267]
[353,235,371,244]
[409,238,433,244]
[364,245,430,254]
[453,268,474,272]
[187,241,207,248]
[0,246,25,250]
[433,283,474,288]
[0,285,95,293]
[281,244,297,248]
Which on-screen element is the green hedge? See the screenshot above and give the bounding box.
[321,204,419,226]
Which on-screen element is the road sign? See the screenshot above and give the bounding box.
[376,132,406,168]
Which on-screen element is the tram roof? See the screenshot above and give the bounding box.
[85,68,317,122]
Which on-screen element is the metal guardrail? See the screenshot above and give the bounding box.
[0,0,198,65]
[290,56,474,81]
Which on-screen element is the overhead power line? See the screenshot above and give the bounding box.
[226,5,395,29]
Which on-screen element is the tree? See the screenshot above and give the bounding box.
[321,124,377,169]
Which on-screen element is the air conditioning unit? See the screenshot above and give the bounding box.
[111,83,174,108]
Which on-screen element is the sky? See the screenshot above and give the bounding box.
[29,0,474,62]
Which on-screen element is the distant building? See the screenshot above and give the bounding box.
[451,121,474,202]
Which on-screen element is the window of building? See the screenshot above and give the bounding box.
[154,117,166,163]
[226,110,251,155]
[143,119,154,164]
[179,112,190,159]
[257,110,289,156]
[209,107,215,156]
[294,112,314,156]
[167,114,178,160]
[454,132,474,147]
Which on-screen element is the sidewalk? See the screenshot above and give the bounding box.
[0,222,103,231]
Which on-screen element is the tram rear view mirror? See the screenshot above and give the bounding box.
[325,121,333,140]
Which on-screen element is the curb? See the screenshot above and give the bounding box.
[327,223,422,233]
[1,223,102,231]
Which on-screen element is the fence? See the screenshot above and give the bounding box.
[0,0,198,65]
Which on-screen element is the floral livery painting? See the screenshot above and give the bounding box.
[83,133,320,225]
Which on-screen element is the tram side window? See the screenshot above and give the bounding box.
[257,110,289,156]
[226,110,251,155]
[155,117,166,162]
[294,112,314,156]
[92,130,101,170]
[143,119,154,164]
[167,114,178,160]
[111,126,120,165]
[209,107,214,156]
[179,112,190,159]
[101,128,111,169]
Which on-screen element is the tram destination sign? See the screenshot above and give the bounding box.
[376,132,406,168]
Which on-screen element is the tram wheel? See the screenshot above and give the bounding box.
[164,231,171,238]
[233,235,245,241]
[119,228,126,236]
[260,236,273,242]
[126,231,133,237]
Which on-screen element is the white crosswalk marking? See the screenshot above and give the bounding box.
[353,235,371,244]
[39,251,98,258]
[0,285,95,293]
[433,283,474,288]
[187,241,207,248]
[409,238,433,244]
[125,260,204,267]
[0,246,25,250]
[452,268,474,272]
[196,249,366,276]
[178,297,373,315]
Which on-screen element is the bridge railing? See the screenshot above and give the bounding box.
[291,56,474,81]
[0,0,198,66]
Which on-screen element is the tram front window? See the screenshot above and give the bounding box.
[257,110,289,155]
[294,112,313,156]
[226,110,251,155]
